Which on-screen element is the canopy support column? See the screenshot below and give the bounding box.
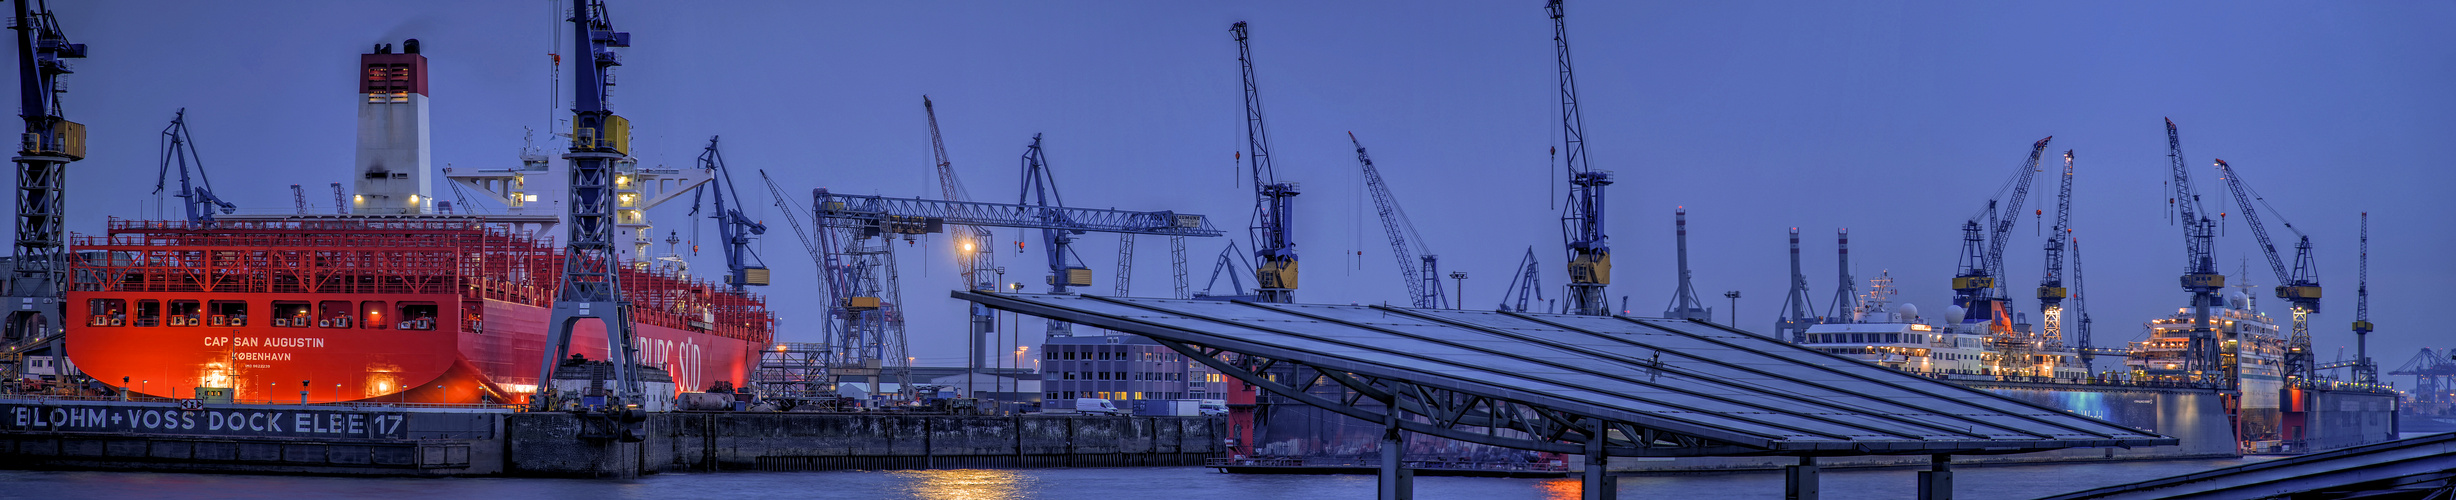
[1377,395,1413,500]
[1786,456,1820,500]
[1919,454,1953,500]
[1583,418,1615,500]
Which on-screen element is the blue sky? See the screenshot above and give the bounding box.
[25,1,2455,377]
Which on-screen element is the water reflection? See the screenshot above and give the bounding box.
[1536,478,1583,499]
[894,469,1031,500]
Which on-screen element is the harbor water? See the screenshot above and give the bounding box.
[0,457,2267,499]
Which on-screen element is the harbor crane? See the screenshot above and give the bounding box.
[1663,209,1708,320]
[1195,242,1258,301]
[1017,134,1097,335]
[538,0,650,411]
[2350,213,2376,385]
[922,96,1004,374]
[688,136,768,292]
[330,183,349,214]
[3,0,86,381]
[154,109,235,224]
[290,185,308,214]
[1232,22,1299,304]
[1951,137,2050,336]
[1549,0,1615,316]
[1775,228,1815,341]
[2210,158,2321,384]
[2163,118,2227,387]
[1499,247,1546,313]
[2070,237,2102,376]
[1349,132,1445,308]
[2038,150,2075,347]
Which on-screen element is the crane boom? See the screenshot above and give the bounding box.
[1987,137,2052,300]
[1550,0,1615,316]
[1349,132,1444,308]
[1232,22,1299,303]
[924,96,997,294]
[2038,150,2074,346]
[2165,118,2226,387]
[2210,158,2321,384]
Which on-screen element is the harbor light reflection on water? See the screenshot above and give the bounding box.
[0,457,2265,499]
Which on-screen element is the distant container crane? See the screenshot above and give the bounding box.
[1548,0,1615,316]
[1663,209,1708,320]
[1824,229,1860,323]
[154,109,236,224]
[1774,228,1814,341]
[1348,132,1445,309]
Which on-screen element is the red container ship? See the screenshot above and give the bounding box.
[54,41,771,405]
[63,216,771,404]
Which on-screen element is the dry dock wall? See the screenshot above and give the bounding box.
[508,412,1226,477]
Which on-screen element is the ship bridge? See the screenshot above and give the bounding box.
[957,291,2173,500]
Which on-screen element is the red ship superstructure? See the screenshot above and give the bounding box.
[58,40,771,405]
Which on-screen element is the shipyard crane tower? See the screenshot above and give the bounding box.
[2163,118,2227,387]
[537,0,650,408]
[1499,247,1546,313]
[1018,134,1096,335]
[689,136,768,291]
[1825,229,1859,323]
[2070,237,2099,376]
[2350,213,2376,385]
[330,183,349,214]
[2037,150,2075,346]
[1775,228,1815,341]
[154,109,236,224]
[1349,132,1446,308]
[3,0,85,361]
[290,185,308,214]
[1548,0,1615,316]
[1951,137,2050,336]
[923,96,1003,374]
[1663,209,1708,320]
[2210,158,2322,384]
[1231,22,1299,304]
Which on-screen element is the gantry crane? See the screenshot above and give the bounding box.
[2,0,84,382]
[1663,209,1708,320]
[1018,134,1096,335]
[1952,137,2050,336]
[537,0,650,410]
[1231,22,1299,304]
[689,136,768,291]
[154,109,237,224]
[2164,118,2227,387]
[2210,158,2321,384]
[1499,247,1546,313]
[1775,228,1815,341]
[2351,213,2376,385]
[1548,0,1615,316]
[1349,132,1445,309]
[2037,150,2075,347]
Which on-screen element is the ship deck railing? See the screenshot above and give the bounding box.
[1206,456,1571,473]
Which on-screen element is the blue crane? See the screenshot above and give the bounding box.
[4,0,84,377]
[922,96,1003,376]
[815,192,1223,241]
[1018,134,1095,336]
[687,136,768,291]
[154,109,236,224]
[2164,118,2226,387]
[2350,213,2375,385]
[537,0,651,411]
[1951,137,2050,334]
[2038,150,2075,346]
[1348,132,1445,309]
[1549,0,1615,316]
[1664,209,1708,320]
[2210,158,2321,384]
[1776,228,1815,341]
[1231,22,1299,304]
[1195,241,1258,302]
[2071,237,2098,376]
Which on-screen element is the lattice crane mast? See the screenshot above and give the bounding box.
[154,109,236,224]
[1231,22,1299,304]
[330,183,349,214]
[689,136,768,291]
[6,0,84,339]
[537,0,650,411]
[1499,247,1546,313]
[1548,0,1615,316]
[2071,237,2100,376]
[923,96,1004,370]
[2038,150,2075,347]
[2351,213,2375,385]
[2210,158,2321,385]
[2164,118,2226,387]
[290,185,308,214]
[1349,132,1445,309]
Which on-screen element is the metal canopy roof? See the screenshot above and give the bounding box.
[960,292,2174,457]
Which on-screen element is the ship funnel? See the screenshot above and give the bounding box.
[353,39,433,215]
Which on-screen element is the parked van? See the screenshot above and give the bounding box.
[1074,398,1124,416]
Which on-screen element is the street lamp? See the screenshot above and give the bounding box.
[1723,291,1742,327]
[1448,272,1468,309]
